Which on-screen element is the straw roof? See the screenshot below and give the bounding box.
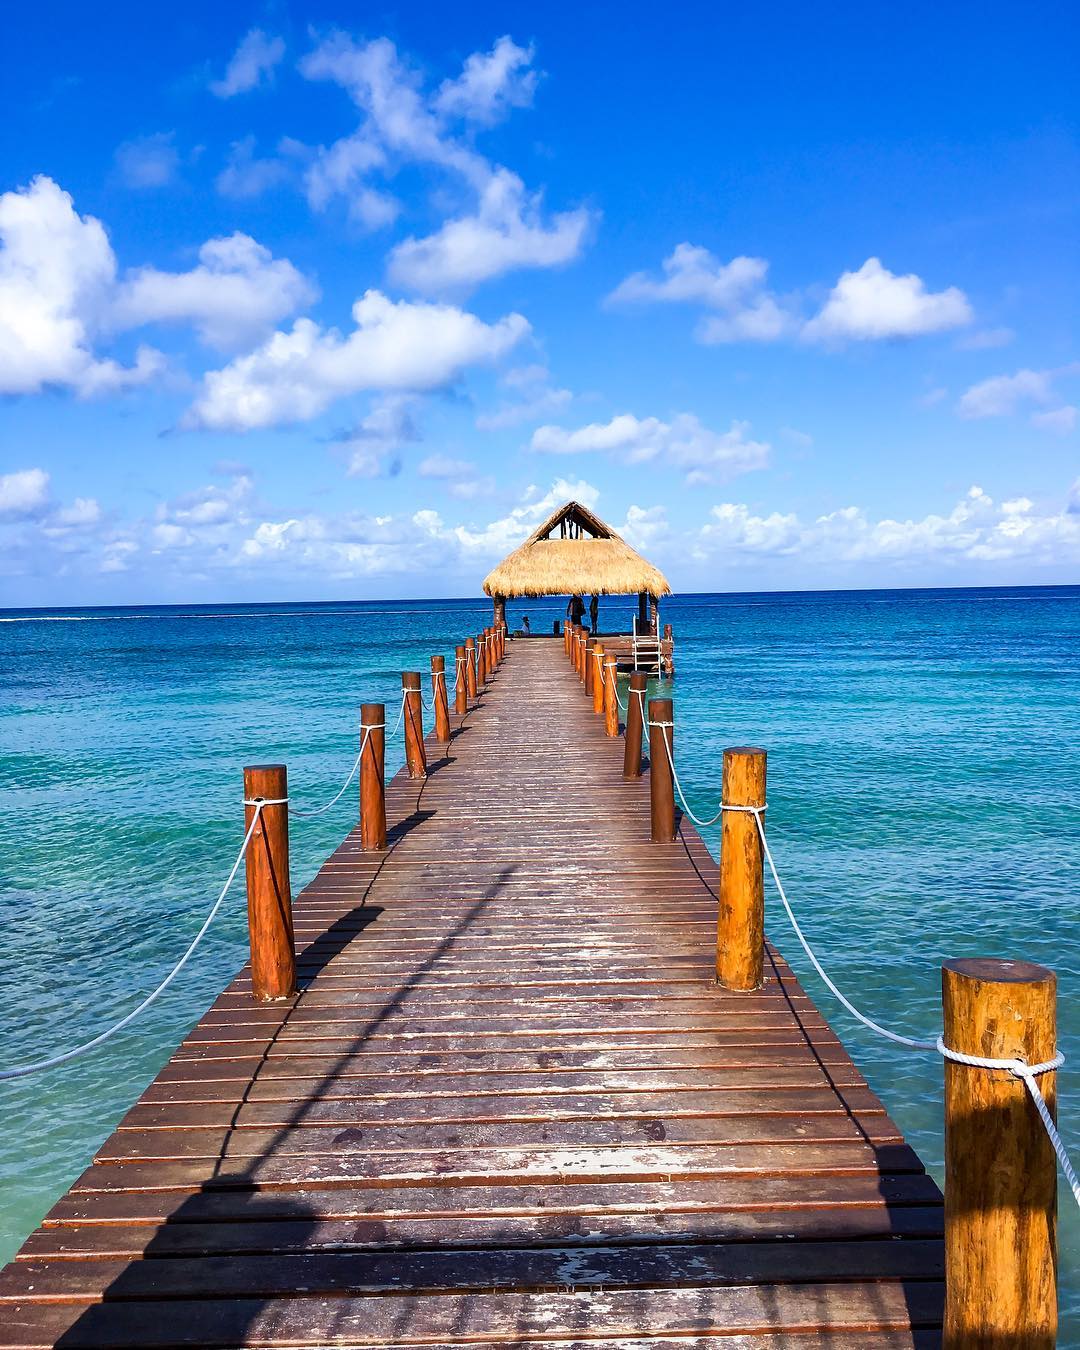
[483,501,672,599]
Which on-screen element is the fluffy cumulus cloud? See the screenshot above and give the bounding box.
[0,468,50,518]
[186,290,529,431]
[608,244,972,345]
[389,168,590,292]
[956,364,1078,431]
[299,32,592,287]
[434,36,538,124]
[112,233,317,350]
[803,257,973,342]
[0,176,162,396]
[695,485,1080,568]
[418,453,495,499]
[211,29,285,98]
[530,412,770,484]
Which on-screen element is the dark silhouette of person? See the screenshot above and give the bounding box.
[567,595,585,627]
[589,594,599,634]
[522,615,531,635]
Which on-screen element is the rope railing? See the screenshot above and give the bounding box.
[0,799,277,1081]
[645,713,1079,1210]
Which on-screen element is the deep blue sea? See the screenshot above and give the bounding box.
[1,587,1077,1335]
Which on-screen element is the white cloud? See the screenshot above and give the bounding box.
[696,484,1080,567]
[112,233,317,350]
[476,363,573,430]
[338,395,418,477]
[608,245,767,309]
[0,468,50,518]
[803,257,972,342]
[1031,405,1077,435]
[216,137,296,199]
[300,33,591,290]
[389,168,590,292]
[114,133,179,189]
[417,453,494,499]
[434,36,538,125]
[186,290,529,431]
[531,412,769,484]
[609,246,972,346]
[957,326,1014,351]
[957,365,1079,424]
[0,176,162,397]
[211,29,285,98]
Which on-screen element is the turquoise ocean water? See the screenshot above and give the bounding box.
[2,587,1078,1335]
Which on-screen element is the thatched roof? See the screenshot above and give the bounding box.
[483,501,672,599]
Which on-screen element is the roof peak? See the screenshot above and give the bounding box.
[526,499,616,544]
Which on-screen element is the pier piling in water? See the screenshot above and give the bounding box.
[401,672,427,779]
[716,747,767,992]
[648,695,675,842]
[359,702,386,850]
[454,645,467,715]
[942,957,1058,1348]
[431,655,451,743]
[623,670,647,778]
[242,763,295,1002]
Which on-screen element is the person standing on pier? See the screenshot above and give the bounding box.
[567,594,585,629]
[589,594,599,635]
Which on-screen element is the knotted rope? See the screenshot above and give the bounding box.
[0,799,280,1080]
[644,716,1079,1207]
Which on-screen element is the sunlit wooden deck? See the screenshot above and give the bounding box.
[0,636,944,1347]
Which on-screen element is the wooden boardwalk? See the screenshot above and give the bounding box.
[1,637,945,1347]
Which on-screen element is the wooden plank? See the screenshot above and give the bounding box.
[1,637,943,1345]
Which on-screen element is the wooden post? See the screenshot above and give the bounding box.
[474,632,485,685]
[242,764,295,1002]
[603,652,619,737]
[591,642,606,714]
[623,671,648,779]
[465,637,478,701]
[485,628,495,679]
[717,747,767,992]
[578,628,587,683]
[564,621,570,657]
[454,645,468,715]
[431,655,451,743]
[402,671,427,778]
[585,639,596,700]
[359,703,386,851]
[942,957,1058,1349]
[648,697,675,843]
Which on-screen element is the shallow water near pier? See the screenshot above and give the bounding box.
[1,586,1078,1338]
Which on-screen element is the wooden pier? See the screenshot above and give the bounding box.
[0,636,952,1345]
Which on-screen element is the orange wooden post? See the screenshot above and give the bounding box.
[648,697,675,843]
[480,630,491,683]
[591,642,606,714]
[465,637,478,700]
[603,652,619,737]
[717,747,767,991]
[563,621,570,657]
[359,703,386,851]
[402,671,427,778]
[623,671,648,778]
[576,627,586,682]
[942,958,1058,1349]
[454,645,468,715]
[242,764,295,1002]
[431,654,451,743]
[585,639,597,700]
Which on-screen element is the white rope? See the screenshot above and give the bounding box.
[643,722,1079,1203]
[937,1039,1080,1206]
[288,726,376,819]
[389,687,410,736]
[0,802,272,1080]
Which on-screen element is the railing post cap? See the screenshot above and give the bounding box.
[360,701,385,719]
[244,763,287,774]
[402,671,422,687]
[629,671,649,689]
[723,745,767,758]
[431,654,445,669]
[943,957,1055,987]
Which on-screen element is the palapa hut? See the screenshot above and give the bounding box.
[482,500,671,636]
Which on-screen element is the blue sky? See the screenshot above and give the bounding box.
[1,0,1077,605]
